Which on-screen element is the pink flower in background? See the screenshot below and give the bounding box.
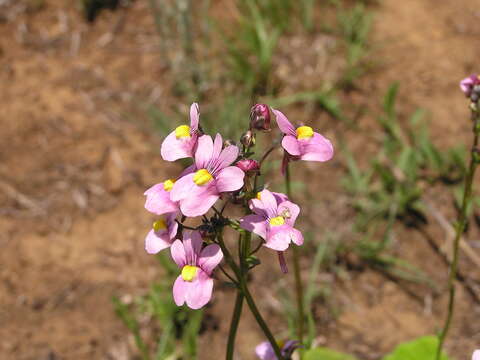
[460,75,480,97]
[161,103,201,161]
[240,189,303,251]
[473,350,480,360]
[145,212,178,254]
[144,179,179,215]
[273,109,334,163]
[170,231,223,309]
[170,134,245,217]
[255,340,299,360]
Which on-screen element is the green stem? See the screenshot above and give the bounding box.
[226,292,244,360]
[285,163,305,344]
[435,111,480,360]
[217,233,284,360]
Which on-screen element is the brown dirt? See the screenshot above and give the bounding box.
[1,0,480,359]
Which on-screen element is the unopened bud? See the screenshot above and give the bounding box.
[240,130,255,148]
[250,104,271,131]
[236,159,260,173]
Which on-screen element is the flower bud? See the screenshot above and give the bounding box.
[240,130,255,148]
[250,104,271,131]
[460,75,480,99]
[236,159,260,173]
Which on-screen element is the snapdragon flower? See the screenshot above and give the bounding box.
[145,212,178,254]
[240,189,303,251]
[273,109,333,163]
[170,133,245,217]
[144,179,179,215]
[171,231,223,309]
[161,103,201,161]
[255,340,299,360]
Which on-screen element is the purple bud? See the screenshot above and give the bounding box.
[236,159,260,173]
[240,130,255,148]
[250,104,271,131]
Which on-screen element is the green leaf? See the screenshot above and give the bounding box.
[304,347,359,360]
[382,336,450,360]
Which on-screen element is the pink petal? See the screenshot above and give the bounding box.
[282,135,301,156]
[255,341,276,360]
[199,244,223,275]
[161,131,194,162]
[272,192,289,203]
[215,166,245,193]
[240,214,267,239]
[299,132,334,162]
[183,230,203,264]
[258,189,278,218]
[173,275,189,306]
[166,213,179,239]
[290,227,304,246]
[178,183,219,217]
[265,225,294,251]
[145,229,173,254]
[185,270,214,309]
[277,200,300,226]
[190,103,199,130]
[170,173,196,202]
[144,183,178,215]
[212,133,223,161]
[195,135,214,170]
[249,198,268,218]
[272,109,296,136]
[213,144,239,171]
[170,239,187,267]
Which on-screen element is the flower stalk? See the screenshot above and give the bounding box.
[435,99,480,360]
[285,163,305,345]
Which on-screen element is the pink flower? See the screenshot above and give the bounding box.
[161,103,201,161]
[170,231,223,309]
[473,350,480,360]
[240,189,303,251]
[145,212,178,254]
[144,179,179,215]
[460,75,480,97]
[255,340,299,360]
[170,134,245,217]
[273,108,334,162]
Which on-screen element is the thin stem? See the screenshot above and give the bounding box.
[285,163,305,344]
[216,233,284,360]
[218,265,238,285]
[435,111,480,360]
[226,292,244,360]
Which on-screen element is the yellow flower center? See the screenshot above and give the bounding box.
[193,169,213,186]
[277,340,285,349]
[153,218,167,231]
[175,125,191,139]
[181,265,199,282]
[163,179,176,191]
[269,216,285,227]
[256,192,262,200]
[296,126,314,140]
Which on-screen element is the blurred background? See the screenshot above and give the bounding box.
[1,0,480,359]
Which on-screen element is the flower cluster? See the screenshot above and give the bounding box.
[143,102,333,310]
